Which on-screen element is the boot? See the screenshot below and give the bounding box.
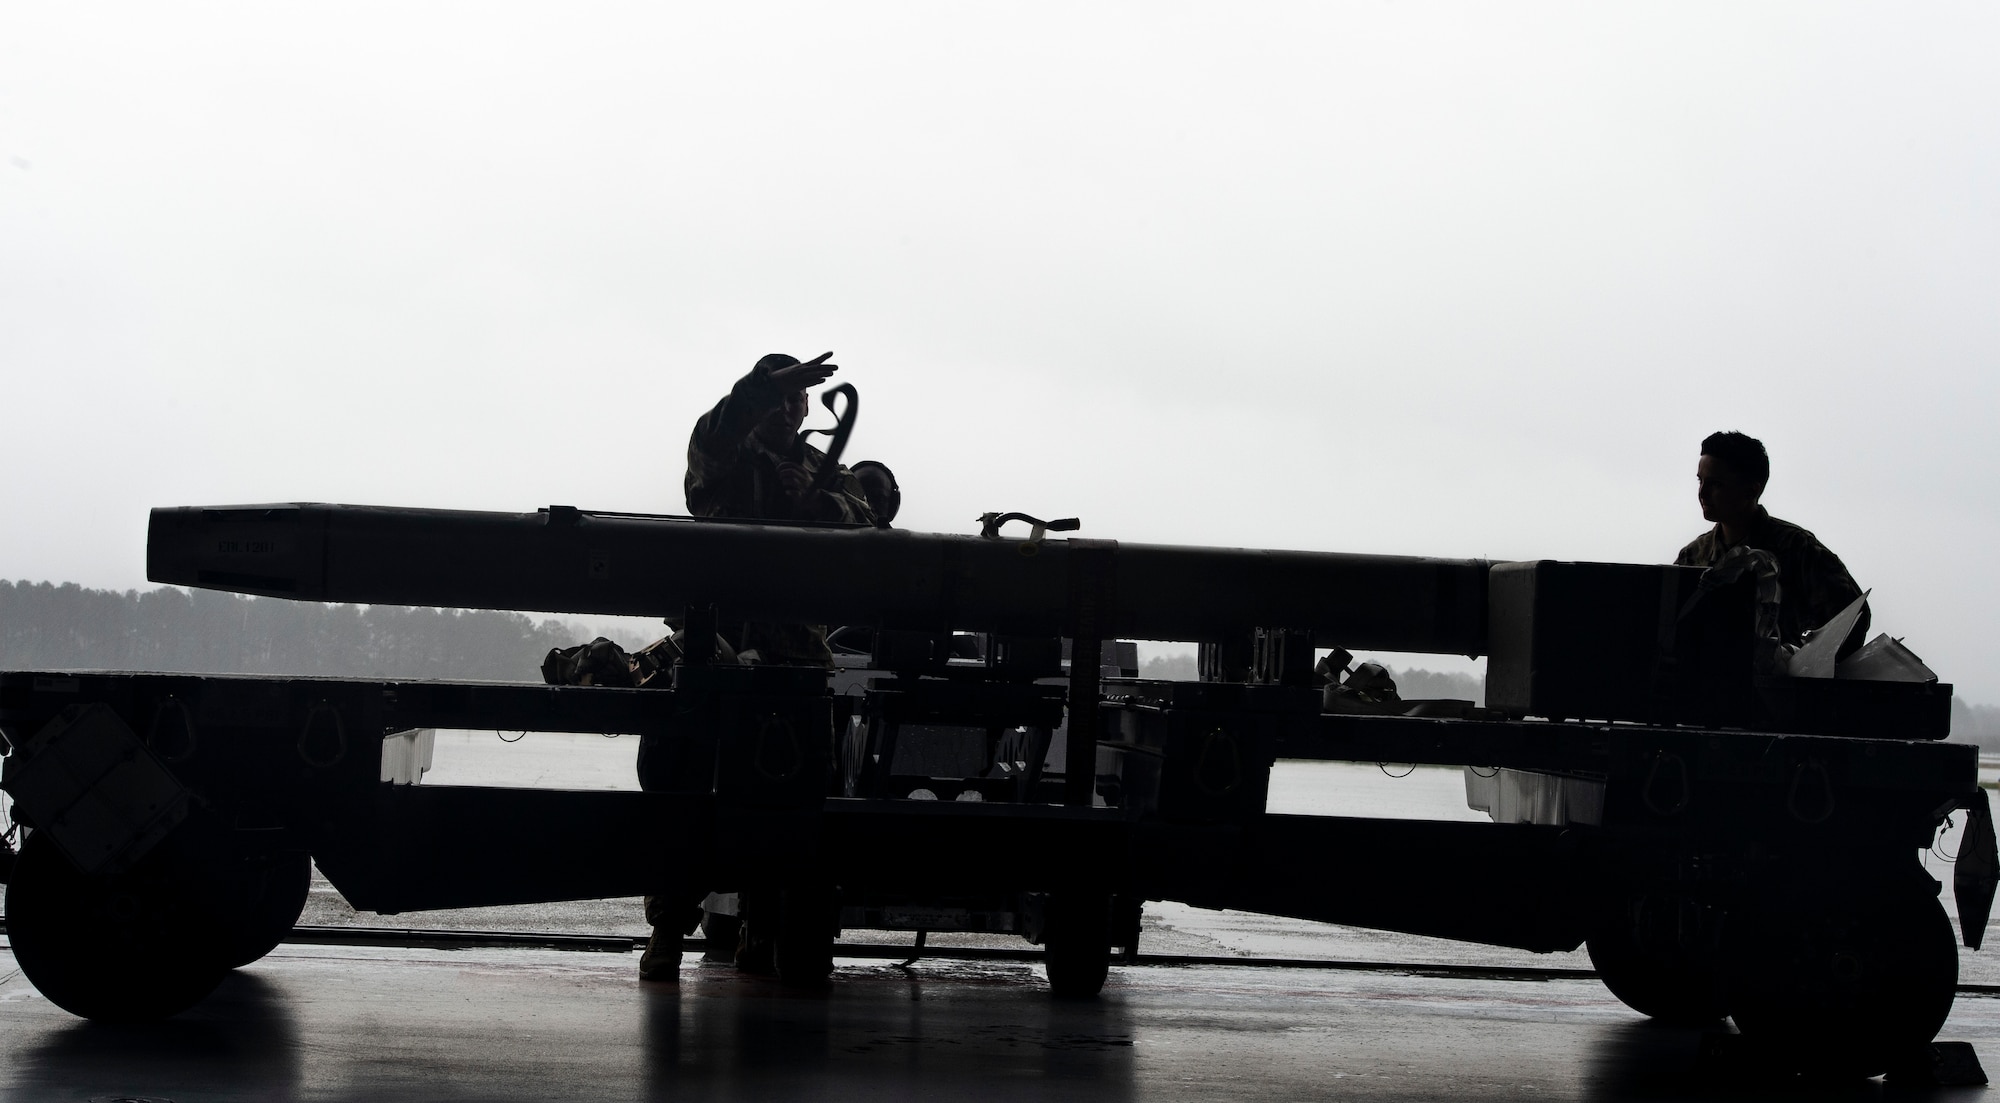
[638,926,681,982]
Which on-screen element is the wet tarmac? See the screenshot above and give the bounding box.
[1,941,1994,1102]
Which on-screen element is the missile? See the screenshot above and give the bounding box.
[147,503,1490,654]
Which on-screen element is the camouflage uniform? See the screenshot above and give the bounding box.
[1675,506,1870,657]
[640,357,876,979]
[650,358,875,978]
[684,359,875,668]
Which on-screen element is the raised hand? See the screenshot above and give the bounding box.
[767,351,838,392]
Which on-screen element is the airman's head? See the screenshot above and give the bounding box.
[752,353,811,450]
[1697,430,1768,527]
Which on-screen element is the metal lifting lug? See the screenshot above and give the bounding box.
[977,511,1081,544]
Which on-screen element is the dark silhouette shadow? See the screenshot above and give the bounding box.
[12,969,304,1101]
[642,959,1139,1102]
[1580,1019,1979,1102]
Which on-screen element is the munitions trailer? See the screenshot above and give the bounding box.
[1,503,1990,1080]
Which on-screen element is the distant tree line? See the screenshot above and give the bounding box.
[1952,700,2000,754]
[0,580,607,682]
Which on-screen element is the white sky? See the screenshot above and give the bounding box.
[2,4,1995,696]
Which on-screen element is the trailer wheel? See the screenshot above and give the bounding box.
[217,851,313,969]
[4,832,229,1021]
[1585,897,1727,1025]
[1044,892,1112,999]
[1726,880,1958,1077]
[774,886,836,988]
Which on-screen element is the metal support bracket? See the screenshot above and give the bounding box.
[1956,788,1998,950]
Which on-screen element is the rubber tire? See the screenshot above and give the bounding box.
[5,832,230,1022]
[1726,882,1959,1078]
[217,851,313,969]
[1044,892,1112,999]
[774,887,836,988]
[1585,896,1728,1025]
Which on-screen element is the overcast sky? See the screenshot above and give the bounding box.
[2,4,1995,696]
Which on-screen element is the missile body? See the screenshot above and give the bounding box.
[148,503,1490,654]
